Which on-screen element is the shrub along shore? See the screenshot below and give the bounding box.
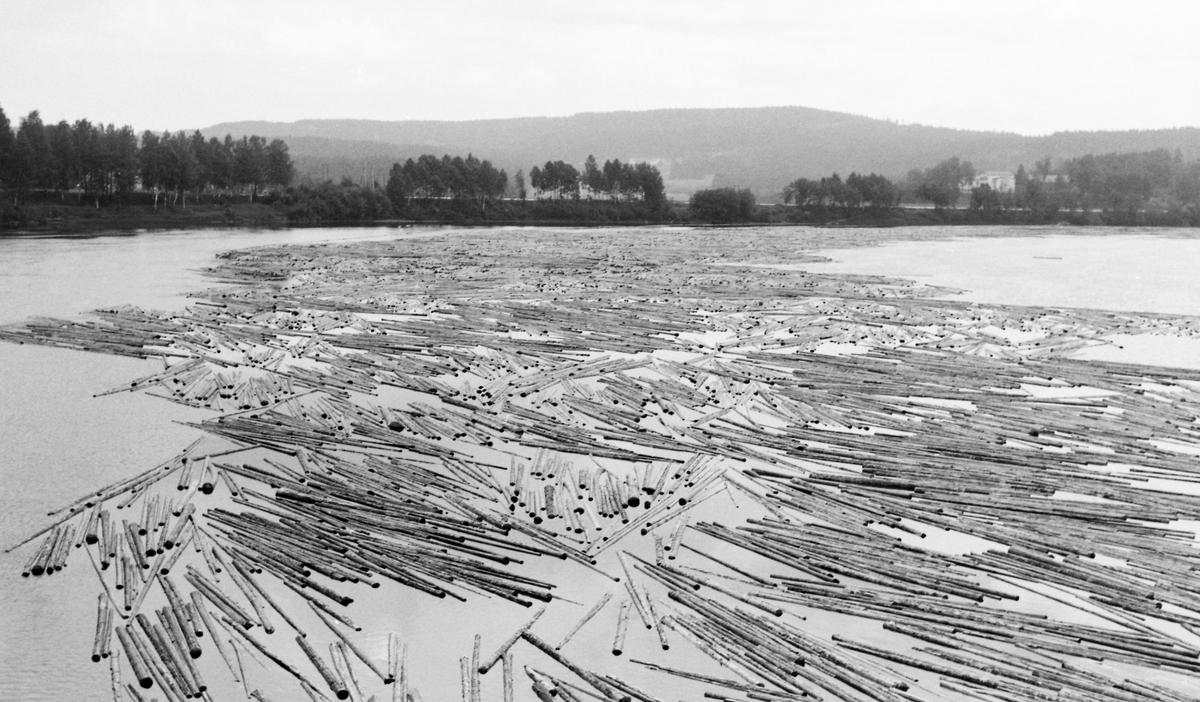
[5,187,1198,235]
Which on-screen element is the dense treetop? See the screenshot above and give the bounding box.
[962,149,1200,216]
[783,172,900,210]
[529,155,666,211]
[385,153,507,207]
[0,104,292,205]
[689,187,756,223]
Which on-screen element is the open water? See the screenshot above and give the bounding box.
[798,229,1200,369]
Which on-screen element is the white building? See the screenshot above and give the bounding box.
[969,171,1016,193]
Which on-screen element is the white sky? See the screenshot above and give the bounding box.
[2,0,1198,135]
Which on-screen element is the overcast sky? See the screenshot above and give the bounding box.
[2,0,1197,135]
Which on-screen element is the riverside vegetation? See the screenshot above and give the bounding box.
[4,103,1200,230]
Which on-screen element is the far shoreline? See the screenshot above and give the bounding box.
[5,204,1200,239]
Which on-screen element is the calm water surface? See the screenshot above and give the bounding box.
[801,229,1200,369]
[3,225,1199,701]
[802,231,1200,316]
[0,227,439,701]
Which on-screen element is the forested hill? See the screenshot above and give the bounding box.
[203,107,1200,200]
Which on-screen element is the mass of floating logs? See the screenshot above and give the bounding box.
[8,227,1200,701]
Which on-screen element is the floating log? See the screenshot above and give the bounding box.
[226,621,326,696]
[502,651,514,702]
[617,551,653,630]
[555,592,612,651]
[310,602,392,683]
[190,594,240,683]
[115,626,153,690]
[16,228,1200,701]
[643,586,669,651]
[296,635,349,700]
[331,642,364,702]
[93,594,112,662]
[612,599,631,656]
[521,630,628,702]
[480,605,547,673]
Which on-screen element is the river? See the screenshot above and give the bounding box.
[797,229,1200,369]
[2,224,1199,701]
[0,226,436,701]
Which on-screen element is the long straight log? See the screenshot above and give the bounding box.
[310,601,392,683]
[612,599,631,656]
[617,552,653,630]
[190,593,240,683]
[556,592,613,651]
[521,631,627,702]
[93,594,111,662]
[136,614,196,699]
[480,605,547,673]
[330,642,363,702]
[296,634,349,700]
[160,576,201,658]
[116,626,154,690]
[225,619,325,695]
[160,606,207,694]
[503,651,514,702]
[133,623,188,702]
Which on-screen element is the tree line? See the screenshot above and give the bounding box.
[685,170,902,224]
[0,104,293,206]
[689,188,757,223]
[938,150,1200,222]
[783,172,901,210]
[527,156,666,210]
[379,153,667,214]
[268,153,669,224]
[385,153,508,208]
[900,157,976,209]
[1013,149,1200,216]
[140,132,293,207]
[777,149,1200,219]
[8,101,1197,228]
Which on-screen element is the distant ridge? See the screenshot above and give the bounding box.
[202,106,1200,200]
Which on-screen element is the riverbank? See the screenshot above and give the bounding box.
[1,200,288,234]
[6,186,1200,235]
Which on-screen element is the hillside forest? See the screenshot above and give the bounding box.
[3,104,1200,227]
[202,107,1200,199]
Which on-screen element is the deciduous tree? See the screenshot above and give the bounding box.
[689,187,755,223]
[0,105,14,191]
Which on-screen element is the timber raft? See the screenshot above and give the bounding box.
[5,226,1200,702]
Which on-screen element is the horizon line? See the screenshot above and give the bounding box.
[194,105,1200,139]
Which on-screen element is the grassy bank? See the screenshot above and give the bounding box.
[1,191,286,234]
